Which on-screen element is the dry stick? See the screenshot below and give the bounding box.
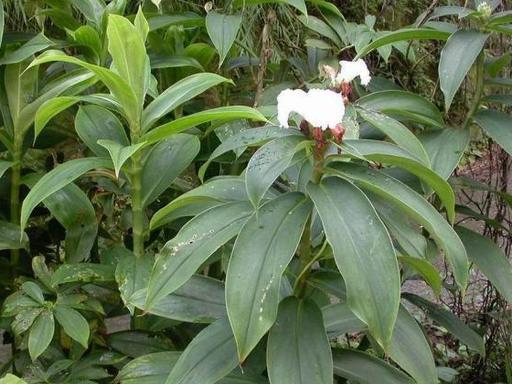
[253,10,276,108]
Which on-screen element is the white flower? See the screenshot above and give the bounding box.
[336,59,371,86]
[277,88,345,130]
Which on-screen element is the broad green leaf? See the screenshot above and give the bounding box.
[489,10,512,26]
[332,163,468,290]
[299,15,342,46]
[5,62,38,129]
[141,73,231,132]
[322,303,366,338]
[18,69,96,135]
[51,263,115,287]
[357,108,430,166]
[107,14,149,110]
[0,34,53,65]
[113,246,151,314]
[75,105,129,157]
[98,139,145,178]
[356,28,451,59]
[403,293,484,354]
[414,6,472,25]
[28,310,55,360]
[0,374,27,384]
[308,177,400,349]
[12,308,43,336]
[233,0,307,15]
[389,306,437,384]
[226,193,311,361]
[374,200,428,259]
[148,13,204,31]
[135,7,149,42]
[483,94,512,105]
[456,226,512,303]
[199,126,302,180]
[419,128,470,180]
[267,298,332,384]
[54,305,90,348]
[356,90,444,128]
[109,331,174,358]
[72,25,102,61]
[34,97,81,141]
[116,351,182,384]
[70,0,104,27]
[21,282,44,304]
[308,271,347,299]
[439,30,488,110]
[150,176,249,229]
[473,109,512,156]
[150,55,204,70]
[246,136,306,207]
[20,157,111,231]
[332,349,414,384]
[145,201,253,310]
[398,256,442,297]
[141,106,267,145]
[131,275,226,323]
[340,139,455,222]
[141,134,200,207]
[165,318,238,384]
[206,11,242,67]
[0,160,12,178]
[28,50,139,123]
[0,221,28,250]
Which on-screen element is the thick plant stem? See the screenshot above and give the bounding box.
[464,51,485,129]
[10,141,21,267]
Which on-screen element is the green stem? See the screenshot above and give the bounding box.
[293,240,327,295]
[463,51,485,129]
[130,123,145,258]
[10,139,22,267]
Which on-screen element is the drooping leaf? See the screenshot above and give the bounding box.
[75,105,129,157]
[356,90,444,128]
[332,349,414,384]
[418,128,470,180]
[164,318,238,384]
[141,106,267,145]
[34,97,81,141]
[308,177,400,349]
[199,126,302,180]
[322,303,366,338]
[150,176,249,229]
[473,109,512,156]
[357,108,430,166]
[141,73,231,132]
[51,263,115,287]
[42,183,98,263]
[439,30,488,110]
[398,256,442,297]
[389,306,437,384]
[456,226,512,303]
[54,305,90,348]
[131,275,226,323]
[28,310,55,360]
[267,298,332,384]
[141,134,200,207]
[403,293,484,354]
[116,351,182,384]
[108,331,174,358]
[246,136,306,207]
[20,157,112,231]
[0,221,28,250]
[0,160,12,178]
[145,201,254,310]
[0,34,54,65]
[226,192,312,361]
[232,0,307,16]
[150,55,204,70]
[332,163,468,290]
[356,28,451,58]
[206,11,242,67]
[28,50,139,123]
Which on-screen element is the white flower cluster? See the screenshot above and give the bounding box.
[277,59,370,130]
[277,89,345,131]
